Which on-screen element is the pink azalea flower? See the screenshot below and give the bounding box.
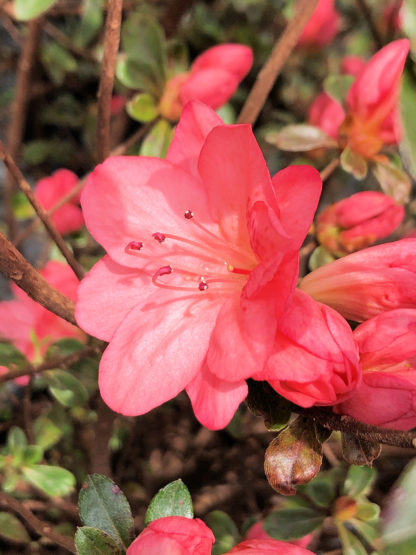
[308,92,345,140]
[159,44,253,120]
[35,169,84,235]
[300,239,416,322]
[298,0,340,48]
[76,101,322,429]
[316,191,404,256]
[309,40,409,159]
[337,309,416,430]
[126,516,215,554]
[258,290,361,407]
[245,520,313,549]
[226,538,314,554]
[341,56,365,77]
[0,261,85,364]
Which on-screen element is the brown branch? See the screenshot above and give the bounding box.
[6,18,42,240]
[354,0,383,50]
[0,141,85,280]
[0,230,76,325]
[237,0,320,125]
[96,0,123,162]
[320,157,340,182]
[0,345,103,384]
[0,491,76,553]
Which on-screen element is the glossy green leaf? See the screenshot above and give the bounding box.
[14,0,58,20]
[266,124,337,152]
[44,370,88,407]
[372,160,411,204]
[0,512,30,544]
[47,338,86,358]
[34,416,63,450]
[116,57,163,96]
[323,75,354,104]
[145,479,193,525]
[7,427,27,452]
[343,465,376,498]
[127,93,159,123]
[74,0,104,48]
[340,146,368,180]
[75,526,122,555]
[309,245,336,271]
[400,70,416,178]
[79,474,133,550]
[22,464,76,496]
[41,42,78,86]
[139,119,173,158]
[337,522,367,555]
[264,506,325,540]
[356,501,380,522]
[206,511,240,555]
[0,343,28,370]
[298,471,337,508]
[21,445,43,465]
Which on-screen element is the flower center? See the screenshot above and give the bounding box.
[125,210,255,293]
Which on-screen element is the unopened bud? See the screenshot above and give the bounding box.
[264,417,324,495]
[334,496,358,521]
[341,433,381,466]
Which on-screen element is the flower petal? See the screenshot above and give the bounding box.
[191,44,253,80]
[186,362,248,430]
[180,68,240,110]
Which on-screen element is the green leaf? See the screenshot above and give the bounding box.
[21,445,43,465]
[34,415,63,450]
[323,75,354,104]
[298,472,337,508]
[309,245,336,271]
[139,119,173,158]
[337,522,367,555]
[44,370,88,407]
[145,479,193,525]
[7,427,27,452]
[355,501,380,522]
[121,12,166,79]
[14,0,58,20]
[402,0,416,44]
[74,0,104,48]
[206,511,240,555]
[22,464,76,496]
[264,506,325,540]
[340,146,368,180]
[266,124,337,152]
[79,474,133,550]
[343,466,376,498]
[116,57,163,96]
[382,459,416,553]
[0,343,28,370]
[41,42,78,86]
[75,527,122,555]
[400,70,416,179]
[126,93,159,123]
[371,160,411,204]
[47,338,86,358]
[0,512,30,544]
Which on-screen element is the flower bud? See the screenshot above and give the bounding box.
[264,417,323,495]
[316,191,404,256]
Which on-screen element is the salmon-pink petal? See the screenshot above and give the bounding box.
[166,101,223,179]
[40,261,80,301]
[76,256,152,341]
[35,169,79,207]
[81,156,210,267]
[0,300,34,358]
[98,292,222,416]
[272,166,322,249]
[227,538,314,554]
[51,204,84,235]
[186,363,248,430]
[198,124,275,245]
[180,69,240,110]
[191,44,253,80]
[341,56,365,77]
[308,92,345,139]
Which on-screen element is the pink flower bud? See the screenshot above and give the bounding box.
[341,56,365,77]
[226,539,314,553]
[337,309,416,430]
[298,0,340,48]
[316,191,404,256]
[308,92,345,140]
[300,239,416,322]
[126,516,215,554]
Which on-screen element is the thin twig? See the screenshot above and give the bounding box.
[0,141,85,280]
[237,0,320,125]
[0,491,76,553]
[320,157,340,182]
[96,0,123,162]
[0,345,103,384]
[354,0,383,49]
[6,18,42,240]
[0,230,76,325]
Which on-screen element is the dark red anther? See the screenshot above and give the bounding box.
[127,241,144,251]
[152,232,166,243]
[198,280,208,291]
[184,210,194,219]
[156,265,173,277]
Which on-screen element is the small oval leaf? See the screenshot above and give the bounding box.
[145,479,193,525]
[22,464,76,497]
[75,526,122,555]
[0,512,30,544]
[266,124,337,152]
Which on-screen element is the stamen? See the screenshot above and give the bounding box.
[153,232,166,243]
[126,241,144,251]
[198,280,208,291]
[184,210,194,219]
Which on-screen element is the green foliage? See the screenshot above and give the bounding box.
[323,75,354,104]
[44,370,89,408]
[41,42,78,85]
[343,465,376,498]
[74,0,104,48]
[75,527,123,554]
[127,93,159,123]
[139,119,173,158]
[78,474,134,550]
[340,146,368,180]
[309,245,335,270]
[13,0,58,20]
[33,415,63,450]
[264,504,325,540]
[266,124,337,152]
[206,510,240,555]
[371,160,411,204]
[145,479,193,525]
[0,512,30,544]
[0,343,28,371]
[22,464,76,496]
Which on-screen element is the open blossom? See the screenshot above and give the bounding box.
[300,239,416,322]
[298,0,340,48]
[76,101,323,430]
[35,169,84,235]
[338,309,416,430]
[126,516,314,554]
[316,191,404,256]
[0,261,84,363]
[159,44,253,120]
[258,290,361,408]
[309,40,409,159]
